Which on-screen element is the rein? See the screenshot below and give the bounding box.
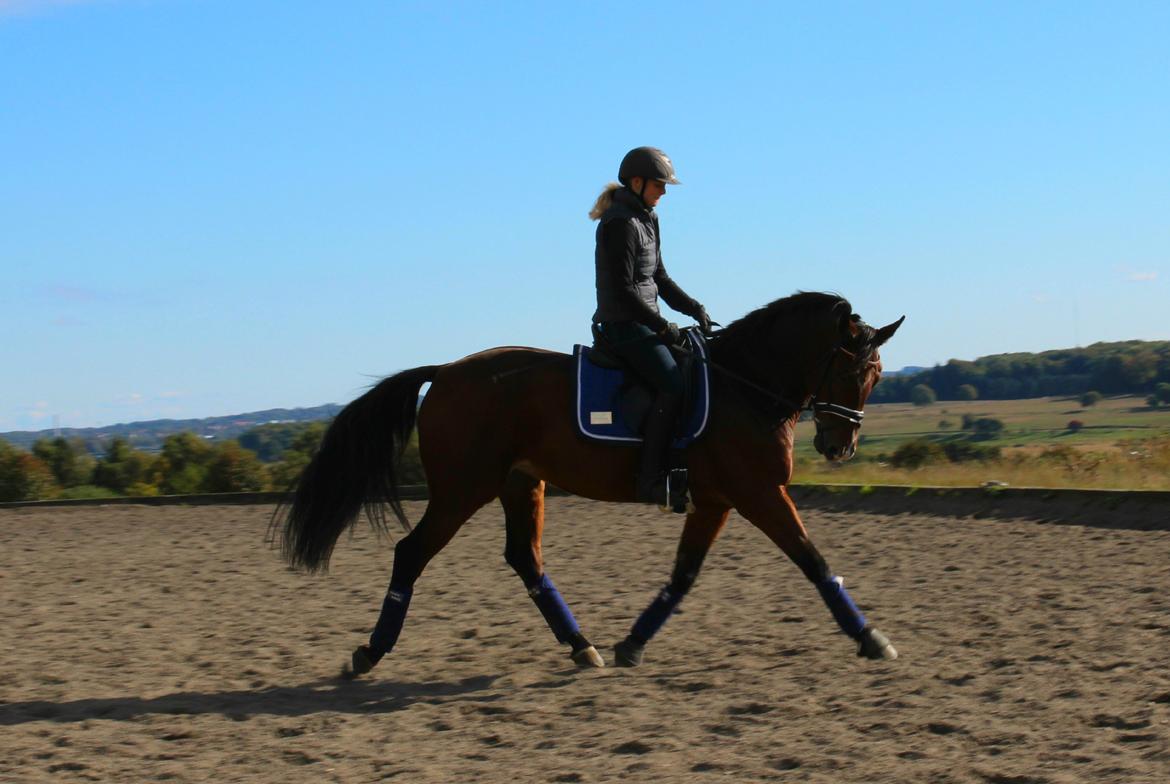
[679,330,865,428]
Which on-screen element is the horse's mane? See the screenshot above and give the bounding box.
[711,291,878,359]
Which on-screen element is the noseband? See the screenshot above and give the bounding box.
[810,345,869,428]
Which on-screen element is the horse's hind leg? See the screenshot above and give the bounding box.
[500,470,604,668]
[350,488,496,677]
[735,486,897,661]
[614,503,731,667]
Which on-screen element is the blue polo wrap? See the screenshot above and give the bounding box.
[631,585,685,642]
[816,575,867,639]
[527,573,580,643]
[369,585,413,653]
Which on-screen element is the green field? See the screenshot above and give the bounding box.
[791,395,1170,490]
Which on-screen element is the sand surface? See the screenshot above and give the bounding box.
[2,498,1169,783]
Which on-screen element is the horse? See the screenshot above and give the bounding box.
[275,291,904,675]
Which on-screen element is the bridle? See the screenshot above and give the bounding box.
[809,345,873,429]
[686,330,875,432]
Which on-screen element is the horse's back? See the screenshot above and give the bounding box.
[422,346,571,415]
[450,345,566,367]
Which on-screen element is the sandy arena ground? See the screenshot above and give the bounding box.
[2,497,1168,783]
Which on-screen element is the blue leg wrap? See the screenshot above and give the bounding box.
[369,586,413,653]
[816,576,867,639]
[527,573,580,644]
[631,585,685,643]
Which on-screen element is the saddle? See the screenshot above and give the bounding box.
[572,329,711,447]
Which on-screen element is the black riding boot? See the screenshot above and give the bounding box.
[636,395,680,506]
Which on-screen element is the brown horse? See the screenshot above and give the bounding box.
[276,291,904,675]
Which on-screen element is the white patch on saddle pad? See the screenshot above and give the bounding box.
[589,411,613,425]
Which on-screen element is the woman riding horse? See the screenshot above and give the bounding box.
[590,146,714,507]
[277,286,904,675]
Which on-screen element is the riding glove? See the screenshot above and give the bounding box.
[659,322,682,346]
[695,305,717,335]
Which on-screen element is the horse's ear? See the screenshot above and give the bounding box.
[872,316,906,348]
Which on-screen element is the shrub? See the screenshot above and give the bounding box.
[32,437,96,488]
[969,417,1005,440]
[957,384,979,401]
[93,438,156,494]
[1155,382,1170,406]
[268,452,310,492]
[910,384,937,406]
[156,433,212,494]
[0,442,59,501]
[1080,390,1103,407]
[1067,420,1084,432]
[203,442,267,493]
[889,439,945,468]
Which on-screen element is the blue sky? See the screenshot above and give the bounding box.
[3,0,1168,430]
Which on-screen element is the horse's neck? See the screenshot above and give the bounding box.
[708,337,817,404]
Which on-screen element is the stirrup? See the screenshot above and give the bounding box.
[663,468,690,514]
[638,471,689,514]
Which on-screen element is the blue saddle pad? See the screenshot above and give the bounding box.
[573,331,711,447]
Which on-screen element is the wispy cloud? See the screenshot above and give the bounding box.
[1127,271,1158,282]
[27,400,51,421]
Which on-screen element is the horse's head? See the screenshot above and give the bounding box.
[811,311,905,462]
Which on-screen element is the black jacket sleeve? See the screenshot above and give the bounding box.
[600,218,670,331]
[655,261,700,319]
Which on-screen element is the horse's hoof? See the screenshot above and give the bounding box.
[857,627,898,661]
[571,645,606,668]
[613,637,645,667]
[349,644,378,677]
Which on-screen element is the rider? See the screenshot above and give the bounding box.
[590,146,714,506]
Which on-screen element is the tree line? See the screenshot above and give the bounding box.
[872,340,1170,403]
[0,421,425,503]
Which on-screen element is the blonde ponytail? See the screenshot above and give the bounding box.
[588,182,621,221]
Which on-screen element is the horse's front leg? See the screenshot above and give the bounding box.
[614,504,731,667]
[500,470,604,667]
[736,485,897,661]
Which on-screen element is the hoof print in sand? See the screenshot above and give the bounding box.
[1089,714,1150,730]
[926,721,963,735]
[727,702,774,716]
[611,740,653,755]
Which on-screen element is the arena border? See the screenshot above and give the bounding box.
[3,483,1168,532]
[787,483,1170,532]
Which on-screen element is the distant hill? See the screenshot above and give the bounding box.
[871,340,1170,403]
[0,404,343,453]
[884,365,929,378]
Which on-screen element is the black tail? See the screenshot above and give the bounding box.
[274,364,439,572]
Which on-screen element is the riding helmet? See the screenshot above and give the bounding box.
[618,146,681,186]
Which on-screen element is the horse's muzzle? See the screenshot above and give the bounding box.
[814,429,857,462]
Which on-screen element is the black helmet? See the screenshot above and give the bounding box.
[618,146,680,186]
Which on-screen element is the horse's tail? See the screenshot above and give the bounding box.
[274,364,440,573]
